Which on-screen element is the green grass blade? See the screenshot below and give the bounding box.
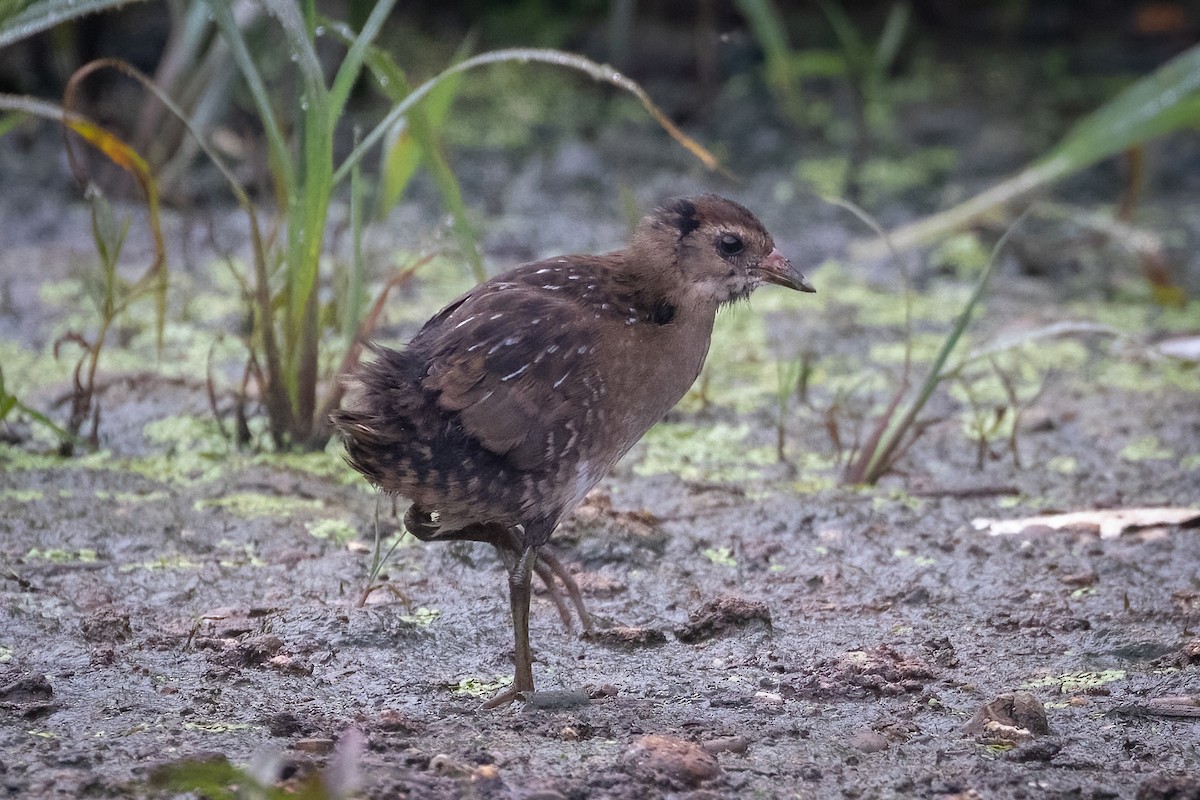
[204,0,294,192]
[0,0,147,48]
[733,0,798,97]
[1043,42,1200,168]
[256,0,334,429]
[333,47,726,186]
[263,0,326,102]
[821,0,867,72]
[346,126,366,344]
[328,0,397,120]
[352,28,469,213]
[340,29,482,279]
[0,365,74,443]
[859,216,1025,484]
[859,41,1200,256]
[874,2,910,74]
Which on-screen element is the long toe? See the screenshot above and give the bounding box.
[480,684,526,710]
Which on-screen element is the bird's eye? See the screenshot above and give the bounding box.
[717,234,744,257]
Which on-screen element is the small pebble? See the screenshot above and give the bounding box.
[963,691,1050,743]
[622,734,721,787]
[582,626,667,648]
[701,736,750,755]
[429,753,460,774]
[523,689,590,710]
[849,730,889,753]
[471,764,503,790]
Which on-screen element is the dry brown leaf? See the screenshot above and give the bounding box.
[972,507,1200,539]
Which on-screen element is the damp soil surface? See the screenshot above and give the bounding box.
[4,53,1200,800]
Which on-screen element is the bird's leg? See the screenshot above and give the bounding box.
[532,557,575,630]
[536,546,592,633]
[482,545,538,709]
[494,530,581,632]
[404,507,584,631]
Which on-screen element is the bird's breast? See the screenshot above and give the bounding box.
[585,306,715,443]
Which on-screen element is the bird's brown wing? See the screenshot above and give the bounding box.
[417,282,603,473]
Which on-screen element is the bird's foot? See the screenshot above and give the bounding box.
[480,684,527,710]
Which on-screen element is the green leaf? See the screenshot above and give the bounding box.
[860,41,1200,256]
[734,0,797,91]
[0,0,148,49]
[328,0,398,121]
[1042,44,1200,169]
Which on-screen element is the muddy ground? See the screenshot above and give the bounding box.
[3,36,1200,800]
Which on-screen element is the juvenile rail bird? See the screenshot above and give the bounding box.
[332,194,814,707]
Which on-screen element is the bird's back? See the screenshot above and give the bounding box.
[333,253,714,532]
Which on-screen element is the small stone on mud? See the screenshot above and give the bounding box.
[963,691,1051,743]
[1004,737,1063,762]
[470,763,503,790]
[265,711,304,737]
[1136,774,1200,800]
[622,735,721,788]
[0,674,56,718]
[200,607,238,621]
[268,654,312,675]
[429,753,466,775]
[582,625,667,648]
[752,691,784,706]
[1061,570,1099,587]
[701,736,750,755]
[294,738,335,754]
[211,634,285,668]
[365,709,423,733]
[674,594,771,643]
[1140,696,1200,717]
[524,689,591,709]
[792,645,935,699]
[81,608,132,643]
[849,729,889,753]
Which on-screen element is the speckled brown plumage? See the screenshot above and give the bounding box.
[332,194,814,706]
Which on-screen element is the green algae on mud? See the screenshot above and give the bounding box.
[193,493,329,517]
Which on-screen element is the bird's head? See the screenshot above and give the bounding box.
[631,194,815,309]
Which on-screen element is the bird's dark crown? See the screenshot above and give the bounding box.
[630,193,779,307]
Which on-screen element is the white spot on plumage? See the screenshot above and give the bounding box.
[501,364,530,381]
